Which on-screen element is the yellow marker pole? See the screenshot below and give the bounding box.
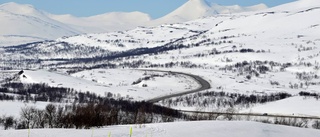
[129,127,133,137]
[108,131,111,137]
[91,128,94,137]
[28,128,30,137]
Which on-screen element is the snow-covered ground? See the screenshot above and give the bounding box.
[18,69,199,101]
[1,121,320,137]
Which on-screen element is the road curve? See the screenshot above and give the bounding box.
[136,70,320,120]
[138,69,211,103]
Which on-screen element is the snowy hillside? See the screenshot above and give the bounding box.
[1,121,320,137]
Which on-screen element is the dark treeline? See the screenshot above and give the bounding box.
[299,91,320,99]
[1,83,78,103]
[0,83,183,129]
[0,101,181,130]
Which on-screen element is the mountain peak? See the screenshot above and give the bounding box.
[163,0,213,21]
[187,0,211,7]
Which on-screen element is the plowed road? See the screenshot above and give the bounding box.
[139,69,211,103]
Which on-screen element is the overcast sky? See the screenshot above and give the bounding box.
[0,0,297,18]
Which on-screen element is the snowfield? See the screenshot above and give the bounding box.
[1,121,320,137]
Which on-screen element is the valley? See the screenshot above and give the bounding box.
[0,0,320,136]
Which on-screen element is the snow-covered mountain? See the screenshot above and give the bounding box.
[48,11,151,33]
[0,2,80,46]
[0,2,151,46]
[148,0,267,25]
[150,0,215,25]
[0,0,267,46]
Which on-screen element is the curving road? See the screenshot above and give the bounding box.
[138,69,211,103]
